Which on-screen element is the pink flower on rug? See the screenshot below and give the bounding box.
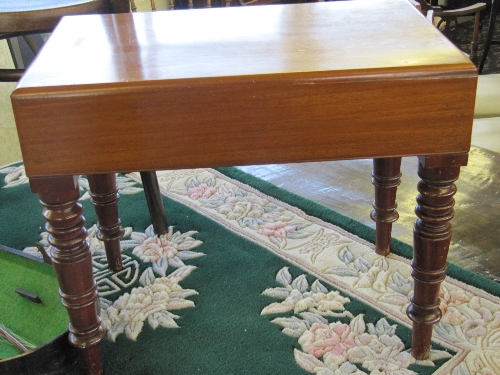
[439,286,470,311]
[188,184,217,200]
[439,286,470,325]
[132,236,178,263]
[260,221,295,238]
[298,322,355,361]
[462,319,487,338]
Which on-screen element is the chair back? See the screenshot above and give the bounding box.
[411,0,486,66]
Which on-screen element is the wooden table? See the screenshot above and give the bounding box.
[11,1,477,373]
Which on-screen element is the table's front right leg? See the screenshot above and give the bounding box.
[30,176,105,375]
[407,153,468,360]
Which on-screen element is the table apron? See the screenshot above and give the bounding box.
[12,74,476,177]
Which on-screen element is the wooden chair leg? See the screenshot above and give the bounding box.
[30,176,105,375]
[140,171,168,236]
[407,153,467,360]
[371,157,402,256]
[87,174,125,272]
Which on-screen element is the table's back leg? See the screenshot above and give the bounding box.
[87,174,125,272]
[407,153,468,360]
[140,171,168,236]
[371,157,402,255]
[30,176,105,375]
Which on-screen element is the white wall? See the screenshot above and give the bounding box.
[0,40,21,165]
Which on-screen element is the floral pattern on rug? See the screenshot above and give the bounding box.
[184,175,314,248]
[261,267,454,375]
[140,168,500,375]
[22,222,204,342]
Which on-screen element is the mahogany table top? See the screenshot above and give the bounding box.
[12,0,478,177]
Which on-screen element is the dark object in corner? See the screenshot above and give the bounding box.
[14,288,42,304]
[0,332,79,375]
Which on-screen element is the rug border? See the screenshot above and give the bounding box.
[216,166,500,298]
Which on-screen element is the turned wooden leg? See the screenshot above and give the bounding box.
[371,157,402,256]
[30,176,105,375]
[140,171,168,236]
[407,153,468,360]
[87,174,125,272]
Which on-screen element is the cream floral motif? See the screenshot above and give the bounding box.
[188,183,217,200]
[261,267,353,318]
[98,222,203,341]
[0,164,28,187]
[286,229,355,264]
[326,247,391,293]
[21,219,203,342]
[130,225,204,267]
[182,175,313,249]
[100,267,198,341]
[330,249,500,375]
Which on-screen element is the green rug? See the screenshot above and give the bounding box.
[1,162,499,375]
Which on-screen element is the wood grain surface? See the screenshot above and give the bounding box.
[12,0,477,177]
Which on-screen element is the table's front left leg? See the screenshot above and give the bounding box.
[407,153,468,360]
[30,176,105,375]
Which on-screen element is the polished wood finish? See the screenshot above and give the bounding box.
[407,153,467,359]
[479,0,499,73]
[12,2,477,177]
[371,157,402,256]
[11,1,477,370]
[87,174,125,271]
[29,175,105,375]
